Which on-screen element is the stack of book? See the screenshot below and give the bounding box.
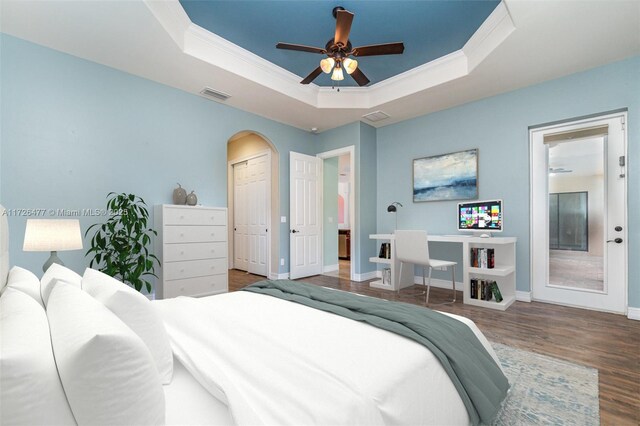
[469,279,503,302]
[470,248,495,268]
[378,243,391,259]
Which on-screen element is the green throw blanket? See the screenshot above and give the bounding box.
[242,280,509,426]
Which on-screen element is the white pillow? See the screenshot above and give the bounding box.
[82,268,173,384]
[0,287,76,426]
[4,266,43,307]
[47,281,165,426]
[40,263,81,306]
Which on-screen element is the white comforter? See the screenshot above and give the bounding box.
[154,291,501,426]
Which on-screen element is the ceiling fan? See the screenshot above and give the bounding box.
[276,6,404,86]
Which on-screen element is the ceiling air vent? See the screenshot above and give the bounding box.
[362,110,390,123]
[200,87,231,102]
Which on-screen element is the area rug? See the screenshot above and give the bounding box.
[491,343,599,425]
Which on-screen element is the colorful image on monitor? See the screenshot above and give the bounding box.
[458,200,502,231]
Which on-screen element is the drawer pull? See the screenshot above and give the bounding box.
[180,251,185,255]
[180,215,184,220]
[180,269,185,273]
[211,233,215,237]
[180,233,184,237]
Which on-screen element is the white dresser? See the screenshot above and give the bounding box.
[154,205,228,299]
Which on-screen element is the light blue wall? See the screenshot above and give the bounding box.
[359,122,378,271]
[0,34,314,277]
[322,157,338,267]
[377,56,640,307]
[314,122,377,276]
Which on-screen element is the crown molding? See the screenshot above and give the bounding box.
[144,0,515,111]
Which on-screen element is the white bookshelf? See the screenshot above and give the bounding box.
[464,240,516,310]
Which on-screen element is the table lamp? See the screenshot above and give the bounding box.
[23,219,83,272]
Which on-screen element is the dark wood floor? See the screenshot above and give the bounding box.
[229,269,640,426]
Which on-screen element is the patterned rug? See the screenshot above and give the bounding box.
[491,343,599,425]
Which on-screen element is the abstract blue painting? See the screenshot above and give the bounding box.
[413,149,478,202]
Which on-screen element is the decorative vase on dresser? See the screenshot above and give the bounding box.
[154,204,228,299]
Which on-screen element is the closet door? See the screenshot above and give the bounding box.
[233,161,249,272]
[247,155,269,276]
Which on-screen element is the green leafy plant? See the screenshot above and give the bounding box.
[85,193,160,293]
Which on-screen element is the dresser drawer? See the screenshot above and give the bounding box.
[163,274,228,298]
[164,258,227,281]
[164,226,226,243]
[163,207,226,226]
[164,242,227,262]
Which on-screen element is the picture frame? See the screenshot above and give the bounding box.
[413,148,478,202]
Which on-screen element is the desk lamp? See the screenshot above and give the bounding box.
[387,202,403,231]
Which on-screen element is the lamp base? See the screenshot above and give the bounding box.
[43,251,65,273]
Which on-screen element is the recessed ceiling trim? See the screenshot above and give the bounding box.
[144,0,515,111]
[463,2,515,70]
[142,0,190,50]
[186,23,320,105]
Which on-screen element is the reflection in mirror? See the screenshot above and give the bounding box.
[547,137,604,292]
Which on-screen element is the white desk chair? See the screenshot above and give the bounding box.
[394,230,457,306]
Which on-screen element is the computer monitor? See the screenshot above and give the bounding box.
[458,199,503,234]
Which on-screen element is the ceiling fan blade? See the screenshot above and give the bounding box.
[276,42,326,54]
[352,42,405,57]
[350,67,370,86]
[300,66,323,84]
[334,10,354,47]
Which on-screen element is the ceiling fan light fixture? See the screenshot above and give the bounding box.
[331,64,344,81]
[343,57,358,74]
[320,57,335,74]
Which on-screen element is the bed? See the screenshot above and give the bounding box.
[0,204,507,426]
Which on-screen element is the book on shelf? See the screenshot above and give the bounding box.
[490,281,503,302]
[470,278,502,302]
[379,243,391,259]
[470,248,495,269]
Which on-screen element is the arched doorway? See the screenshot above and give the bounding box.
[227,131,279,278]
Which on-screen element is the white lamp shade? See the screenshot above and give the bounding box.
[343,58,358,74]
[320,57,335,74]
[331,66,344,81]
[23,219,83,252]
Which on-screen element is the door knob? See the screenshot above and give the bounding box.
[607,238,623,243]
[291,229,298,233]
[615,226,623,232]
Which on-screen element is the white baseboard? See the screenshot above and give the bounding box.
[627,307,640,321]
[353,271,378,282]
[516,291,532,302]
[413,276,464,291]
[323,264,339,273]
[269,272,289,280]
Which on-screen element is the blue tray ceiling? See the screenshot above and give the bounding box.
[179,1,501,87]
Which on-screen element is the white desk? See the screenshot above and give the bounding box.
[369,234,517,311]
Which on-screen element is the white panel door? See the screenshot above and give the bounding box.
[233,161,249,272]
[247,155,269,276]
[289,152,322,279]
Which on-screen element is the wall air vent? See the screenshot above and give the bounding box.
[200,87,231,102]
[362,110,390,123]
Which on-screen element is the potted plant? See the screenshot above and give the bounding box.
[85,192,160,293]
